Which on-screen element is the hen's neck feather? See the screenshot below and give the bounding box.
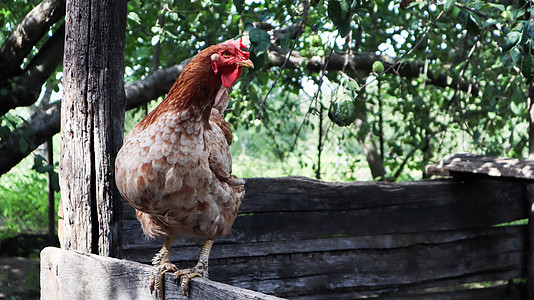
[137,49,221,130]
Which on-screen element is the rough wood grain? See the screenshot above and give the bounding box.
[122,177,527,247]
[59,0,126,256]
[426,153,534,181]
[40,247,283,300]
[120,177,528,298]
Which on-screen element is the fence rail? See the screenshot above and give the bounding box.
[121,175,528,299]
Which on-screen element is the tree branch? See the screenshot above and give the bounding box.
[0,101,60,175]
[0,0,65,79]
[125,58,190,110]
[0,23,65,116]
[267,50,478,95]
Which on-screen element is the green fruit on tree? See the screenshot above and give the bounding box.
[372,60,385,74]
[310,35,322,47]
[328,97,357,127]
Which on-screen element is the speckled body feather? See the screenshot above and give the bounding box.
[115,43,245,241]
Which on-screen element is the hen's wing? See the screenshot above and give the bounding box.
[207,87,245,186]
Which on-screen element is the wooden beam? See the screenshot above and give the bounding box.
[426,153,534,182]
[40,247,283,300]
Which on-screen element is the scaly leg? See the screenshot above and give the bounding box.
[149,235,176,300]
[174,239,214,295]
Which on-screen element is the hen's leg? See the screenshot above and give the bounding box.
[174,239,214,295]
[149,235,176,300]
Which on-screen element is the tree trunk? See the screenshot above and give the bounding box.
[353,93,386,180]
[59,0,126,257]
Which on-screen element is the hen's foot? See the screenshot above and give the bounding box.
[173,260,208,295]
[149,262,177,298]
[173,239,213,295]
[149,236,176,300]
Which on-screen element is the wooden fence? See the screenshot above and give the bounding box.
[120,157,528,298]
[42,154,531,299]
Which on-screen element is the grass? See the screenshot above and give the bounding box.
[0,151,59,241]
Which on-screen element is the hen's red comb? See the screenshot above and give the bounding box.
[224,39,247,51]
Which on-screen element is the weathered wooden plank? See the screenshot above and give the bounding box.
[214,227,526,297]
[40,247,283,300]
[297,282,525,300]
[124,231,487,262]
[122,225,526,263]
[123,177,527,218]
[120,226,526,298]
[426,153,534,181]
[122,178,527,250]
[373,283,525,300]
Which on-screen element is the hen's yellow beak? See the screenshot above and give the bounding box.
[237,59,254,69]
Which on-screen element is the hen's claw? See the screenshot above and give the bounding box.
[149,236,176,300]
[149,262,177,298]
[173,261,208,295]
[174,240,213,295]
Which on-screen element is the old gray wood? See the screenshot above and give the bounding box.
[120,176,528,298]
[427,152,534,299]
[426,153,534,181]
[59,0,126,256]
[40,247,283,300]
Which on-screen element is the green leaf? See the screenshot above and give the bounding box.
[503,31,522,51]
[151,35,160,46]
[346,80,359,91]
[486,3,505,11]
[248,27,271,56]
[444,0,455,13]
[233,0,245,13]
[511,88,525,103]
[259,10,273,23]
[279,33,291,50]
[482,18,498,28]
[328,0,353,37]
[127,12,141,24]
[465,14,480,35]
[510,99,523,116]
[168,12,179,22]
[521,53,533,80]
[509,47,522,65]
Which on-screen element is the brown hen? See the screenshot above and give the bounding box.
[115,39,253,298]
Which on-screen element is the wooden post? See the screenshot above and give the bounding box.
[47,138,55,244]
[527,81,534,299]
[59,0,126,256]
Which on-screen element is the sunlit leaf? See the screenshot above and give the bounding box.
[127,12,141,24]
[503,31,522,51]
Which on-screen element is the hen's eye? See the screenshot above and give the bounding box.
[221,51,231,58]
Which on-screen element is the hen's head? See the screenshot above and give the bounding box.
[210,39,254,87]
